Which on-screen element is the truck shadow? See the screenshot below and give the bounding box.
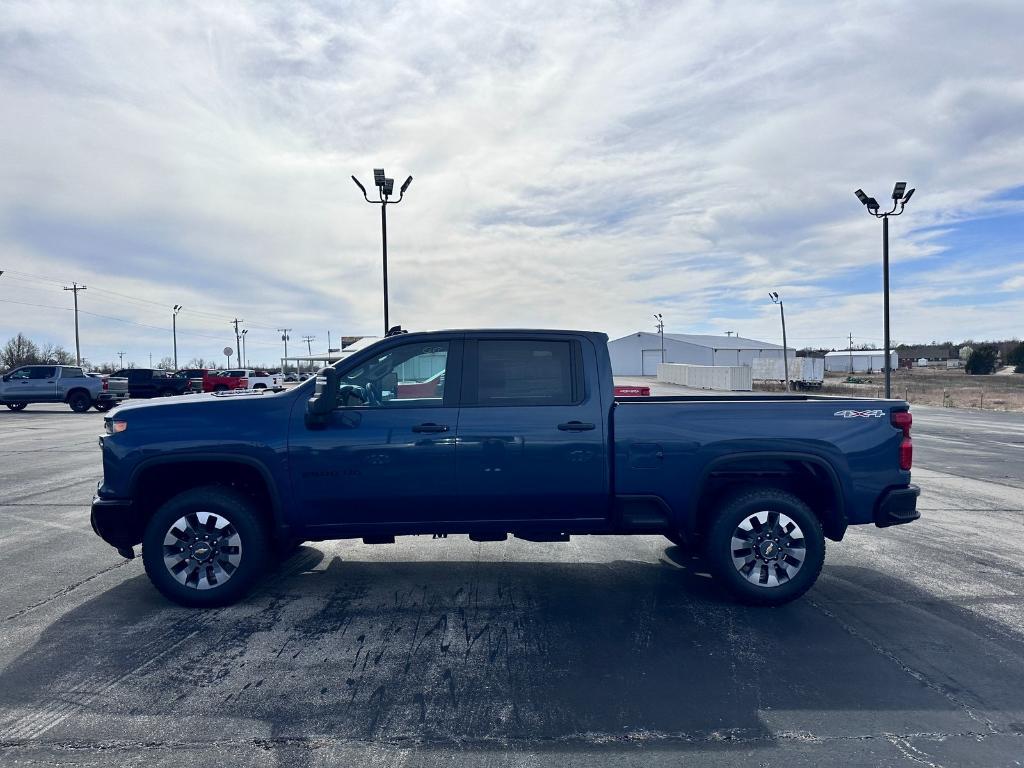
[1,544,1017,764]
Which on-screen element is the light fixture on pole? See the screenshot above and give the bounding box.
[854,182,915,398]
[768,292,790,392]
[653,313,665,364]
[172,305,182,369]
[352,168,414,335]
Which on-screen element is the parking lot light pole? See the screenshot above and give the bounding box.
[172,305,182,369]
[653,314,665,363]
[854,183,915,398]
[769,292,790,391]
[352,169,413,335]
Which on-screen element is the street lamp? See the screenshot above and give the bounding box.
[241,329,248,368]
[352,167,414,335]
[768,292,790,391]
[172,305,182,369]
[854,182,915,398]
[653,313,665,364]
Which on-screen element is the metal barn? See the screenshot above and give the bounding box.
[607,332,792,376]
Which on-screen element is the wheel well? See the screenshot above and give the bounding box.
[693,458,846,541]
[64,387,90,402]
[132,461,277,536]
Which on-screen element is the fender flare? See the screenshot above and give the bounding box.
[128,453,288,533]
[688,451,848,540]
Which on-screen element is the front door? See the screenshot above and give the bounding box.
[289,338,463,529]
[22,367,58,401]
[455,337,608,523]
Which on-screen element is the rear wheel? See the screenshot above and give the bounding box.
[142,486,270,607]
[93,401,114,412]
[5,402,28,411]
[705,488,825,606]
[67,391,92,413]
[214,384,228,392]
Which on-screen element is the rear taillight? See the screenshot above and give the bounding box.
[102,378,109,391]
[892,410,912,470]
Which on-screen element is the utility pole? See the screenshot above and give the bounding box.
[172,305,182,369]
[351,168,414,335]
[231,319,244,368]
[63,282,86,366]
[849,332,854,374]
[768,293,790,391]
[149,353,153,367]
[277,328,291,374]
[241,329,248,368]
[117,351,125,369]
[653,314,665,364]
[302,335,315,373]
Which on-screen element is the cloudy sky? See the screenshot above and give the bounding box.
[1,0,1022,367]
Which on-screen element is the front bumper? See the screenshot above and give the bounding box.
[91,494,143,550]
[874,484,921,528]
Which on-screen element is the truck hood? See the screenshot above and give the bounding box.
[113,387,288,415]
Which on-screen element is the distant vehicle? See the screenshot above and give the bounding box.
[202,369,282,393]
[113,369,193,399]
[174,369,210,393]
[283,373,298,383]
[751,358,825,390]
[91,329,918,608]
[1,365,129,412]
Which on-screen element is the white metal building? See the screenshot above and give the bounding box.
[608,332,793,376]
[824,350,899,373]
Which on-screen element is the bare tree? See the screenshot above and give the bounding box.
[1,334,40,370]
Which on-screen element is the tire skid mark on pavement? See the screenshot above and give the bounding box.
[2,559,134,622]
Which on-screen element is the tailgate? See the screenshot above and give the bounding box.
[105,377,129,393]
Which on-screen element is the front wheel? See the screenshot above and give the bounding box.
[142,486,270,607]
[67,391,92,413]
[705,488,825,606]
[5,402,28,411]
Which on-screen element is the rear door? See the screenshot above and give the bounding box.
[455,335,608,523]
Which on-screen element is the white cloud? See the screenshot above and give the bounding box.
[1,0,1023,366]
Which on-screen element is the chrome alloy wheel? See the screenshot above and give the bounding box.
[162,511,242,590]
[730,510,806,588]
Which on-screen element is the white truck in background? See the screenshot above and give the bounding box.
[751,357,824,390]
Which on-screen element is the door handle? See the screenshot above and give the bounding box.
[412,423,449,433]
[558,421,595,431]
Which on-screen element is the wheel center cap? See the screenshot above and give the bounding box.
[758,540,778,559]
[192,543,213,561]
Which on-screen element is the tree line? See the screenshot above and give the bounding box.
[1,333,222,373]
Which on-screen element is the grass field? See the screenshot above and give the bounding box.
[755,366,1024,411]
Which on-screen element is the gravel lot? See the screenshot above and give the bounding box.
[1,401,1022,767]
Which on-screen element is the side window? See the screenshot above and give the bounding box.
[63,367,84,378]
[29,367,57,380]
[476,340,578,406]
[7,368,30,380]
[337,342,449,408]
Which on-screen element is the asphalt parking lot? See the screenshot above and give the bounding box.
[1,401,1022,767]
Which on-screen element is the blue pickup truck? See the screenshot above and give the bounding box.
[91,329,919,608]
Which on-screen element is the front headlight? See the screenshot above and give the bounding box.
[103,418,128,434]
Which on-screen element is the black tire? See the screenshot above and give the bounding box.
[5,402,28,411]
[705,488,825,606]
[93,401,114,412]
[214,384,228,392]
[253,384,266,390]
[67,391,92,413]
[159,389,175,397]
[142,486,270,608]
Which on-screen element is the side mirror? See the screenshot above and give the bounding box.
[304,367,338,429]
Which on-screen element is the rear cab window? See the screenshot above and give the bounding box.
[464,338,584,406]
